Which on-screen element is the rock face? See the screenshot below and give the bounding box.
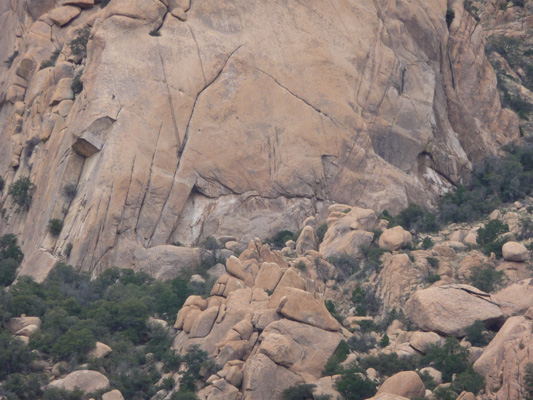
[377,371,426,398]
[494,278,533,316]
[405,284,504,336]
[473,315,533,400]
[0,0,519,275]
[173,242,342,399]
[48,370,109,393]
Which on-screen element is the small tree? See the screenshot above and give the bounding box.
[70,26,91,57]
[8,177,36,211]
[0,176,4,192]
[48,219,63,237]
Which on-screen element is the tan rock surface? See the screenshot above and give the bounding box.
[377,371,425,398]
[502,241,529,262]
[7,316,42,334]
[409,331,443,353]
[379,227,412,251]
[405,285,504,336]
[494,278,533,316]
[0,0,518,276]
[48,370,109,393]
[101,390,124,400]
[276,288,339,331]
[473,316,533,400]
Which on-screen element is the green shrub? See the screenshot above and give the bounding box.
[477,219,509,246]
[334,363,377,400]
[0,331,36,379]
[8,177,36,211]
[347,334,376,353]
[418,370,436,390]
[316,223,328,243]
[171,391,199,400]
[71,71,83,93]
[70,26,91,57]
[40,49,61,70]
[425,273,440,284]
[296,260,307,272]
[465,320,490,346]
[63,183,77,200]
[422,337,468,382]
[351,285,380,316]
[327,254,359,279]
[422,236,434,249]
[4,50,19,67]
[64,243,73,258]
[51,326,96,360]
[359,353,420,377]
[426,257,439,268]
[0,176,4,191]
[468,265,505,292]
[48,219,64,237]
[42,387,84,400]
[0,258,18,287]
[266,230,296,249]
[325,299,343,323]
[282,383,317,400]
[379,333,390,347]
[452,366,485,394]
[394,203,438,233]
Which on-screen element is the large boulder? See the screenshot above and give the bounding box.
[473,316,533,399]
[48,370,109,393]
[405,285,504,336]
[379,226,412,251]
[377,371,425,398]
[274,288,340,331]
[502,241,529,262]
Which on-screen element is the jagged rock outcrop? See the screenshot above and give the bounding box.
[473,314,533,400]
[174,241,343,400]
[0,0,519,275]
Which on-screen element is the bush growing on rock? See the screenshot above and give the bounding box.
[8,177,36,211]
[326,254,359,280]
[0,176,4,192]
[359,353,420,377]
[468,265,505,292]
[70,26,91,57]
[316,223,328,243]
[266,230,296,249]
[477,219,509,256]
[282,383,317,400]
[334,362,377,400]
[421,337,469,382]
[48,219,63,237]
[465,320,491,346]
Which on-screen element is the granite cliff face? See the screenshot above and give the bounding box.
[0,0,519,274]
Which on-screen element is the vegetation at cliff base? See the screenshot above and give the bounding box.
[0,256,210,400]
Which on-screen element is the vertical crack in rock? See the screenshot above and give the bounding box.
[188,26,206,85]
[150,46,244,245]
[90,181,115,270]
[136,123,163,241]
[254,67,340,127]
[178,45,243,160]
[157,44,181,152]
[118,153,137,233]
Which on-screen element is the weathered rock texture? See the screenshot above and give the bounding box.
[405,284,504,336]
[174,241,343,400]
[0,0,519,275]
